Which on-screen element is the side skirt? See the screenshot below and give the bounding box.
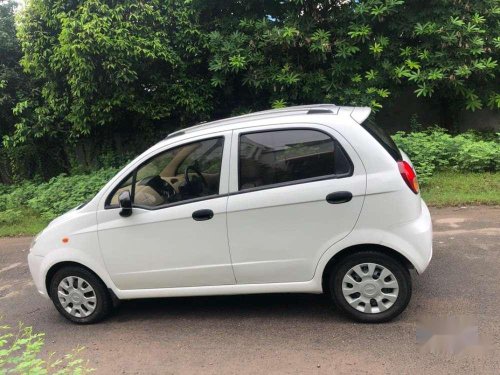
[112,280,322,300]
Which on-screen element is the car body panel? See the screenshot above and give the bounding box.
[226,123,366,284]
[95,130,235,290]
[27,105,433,304]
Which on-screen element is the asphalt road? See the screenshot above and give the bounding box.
[1,206,499,374]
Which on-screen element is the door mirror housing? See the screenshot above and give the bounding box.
[118,190,133,217]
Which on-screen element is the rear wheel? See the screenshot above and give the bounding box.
[49,266,112,324]
[329,251,412,323]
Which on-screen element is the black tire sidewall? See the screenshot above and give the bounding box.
[330,251,412,323]
[49,266,111,324]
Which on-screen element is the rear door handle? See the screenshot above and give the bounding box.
[326,191,353,204]
[192,209,214,221]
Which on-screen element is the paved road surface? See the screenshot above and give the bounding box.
[1,207,499,374]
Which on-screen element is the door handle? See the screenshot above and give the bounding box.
[192,209,214,221]
[326,191,353,204]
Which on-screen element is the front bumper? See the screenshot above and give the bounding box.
[28,252,48,298]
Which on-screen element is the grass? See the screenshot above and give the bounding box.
[0,209,49,237]
[421,171,500,207]
[0,172,498,237]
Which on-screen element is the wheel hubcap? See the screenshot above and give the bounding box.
[342,263,399,314]
[57,276,97,318]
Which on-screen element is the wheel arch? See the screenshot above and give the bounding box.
[45,261,108,298]
[320,244,414,294]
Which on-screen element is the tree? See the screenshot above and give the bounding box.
[0,0,23,182]
[10,0,213,151]
[202,0,500,119]
[1,0,71,182]
[3,0,499,181]
[387,0,500,126]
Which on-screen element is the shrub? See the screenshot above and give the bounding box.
[0,321,93,374]
[0,128,498,226]
[27,167,119,220]
[0,209,23,225]
[392,128,499,183]
[453,138,499,172]
[0,167,119,221]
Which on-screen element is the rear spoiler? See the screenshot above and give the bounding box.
[350,107,371,124]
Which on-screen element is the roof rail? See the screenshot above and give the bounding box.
[307,108,333,114]
[164,104,339,139]
[165,130,185,139]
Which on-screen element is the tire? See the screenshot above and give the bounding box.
[49,266,112,324]
[329,251,412,323]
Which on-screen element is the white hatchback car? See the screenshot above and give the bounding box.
[28,104,432,324]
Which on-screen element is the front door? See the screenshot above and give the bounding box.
[226,125,366,284]
[96,133,235,290]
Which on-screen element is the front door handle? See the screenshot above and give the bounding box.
[192,209,214,221]
[326,191,353,204]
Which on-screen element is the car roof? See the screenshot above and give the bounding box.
[157,104,371,150]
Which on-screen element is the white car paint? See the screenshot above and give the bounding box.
[226,123,366,284]
[28,104,432,305]
[96,130,235,290]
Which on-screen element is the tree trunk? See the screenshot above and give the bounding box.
[439,99,456,132]
[0,155,12,184]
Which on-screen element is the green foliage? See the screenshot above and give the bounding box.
[203,0,499,113]
[0,1,22,131]
[0,127,498,235]
[422,171,500,207]
[0,208,47,236]
[405,1,500,111]
[393,128,499,183]
[0,209,22,225]
[0,0,499,184]
[0,0,29,184]
[453,137,499,172]
[0,321,93,374]
[8,0,212,144]
[0,167,118,221]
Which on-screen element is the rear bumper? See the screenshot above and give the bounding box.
[28,253,49,298]
[389,199,433,274]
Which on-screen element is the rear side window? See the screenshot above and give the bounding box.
[238,129,351,190]
[360,119,402,161]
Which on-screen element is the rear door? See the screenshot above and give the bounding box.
[226,124,366,284]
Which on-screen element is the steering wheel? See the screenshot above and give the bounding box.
[139,175,176,199]
[184,165,208,189]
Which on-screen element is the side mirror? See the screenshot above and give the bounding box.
[118,190,132,217]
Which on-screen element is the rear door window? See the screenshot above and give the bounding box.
[238,129,351,190]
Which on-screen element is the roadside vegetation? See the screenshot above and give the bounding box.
[0,321,92,374]
[422,171,500,207]
[1,0,499,184]
[392,128,499,183]
[0,128,497,236]
[0,168,119,236]
[0,1,499,236]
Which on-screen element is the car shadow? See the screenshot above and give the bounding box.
[109,293,350,324]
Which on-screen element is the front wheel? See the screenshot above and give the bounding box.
[329,251,412,323]
[49,266,112,324]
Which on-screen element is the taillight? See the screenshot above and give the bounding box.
[398,161,419,194]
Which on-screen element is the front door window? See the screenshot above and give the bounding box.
[108,137,224,208]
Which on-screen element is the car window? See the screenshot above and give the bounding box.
[176,139,224,175]
[239,129,351,190]
[360,118,402,161]
[108,137,224,208]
